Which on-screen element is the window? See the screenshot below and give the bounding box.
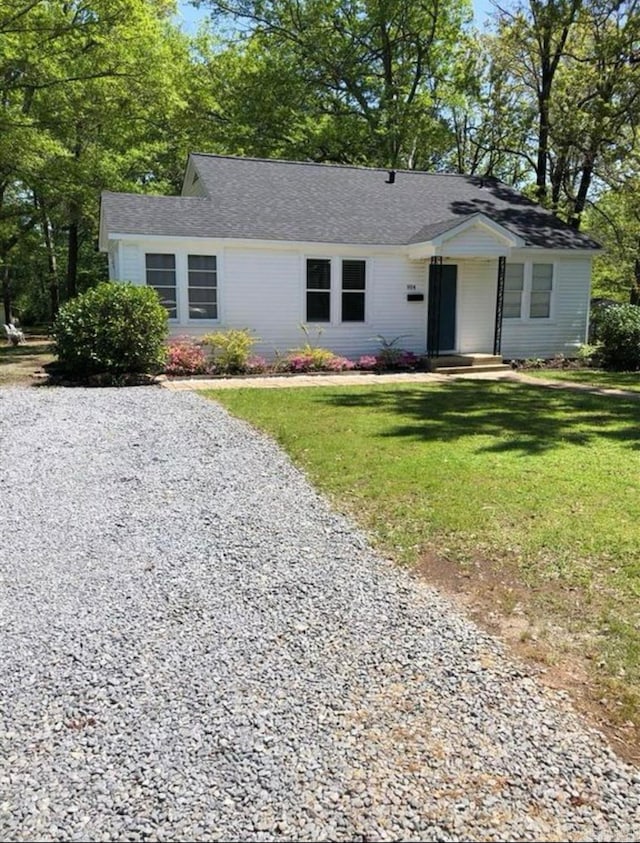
[504,263,524,319]
[188,255,217,320]
[503,262,553,320]
[306,258,331,322]
[146,253,177,318]
[342,260,366,322]
[530,263,553,318]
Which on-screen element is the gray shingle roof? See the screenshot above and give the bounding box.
[101,154,600,250]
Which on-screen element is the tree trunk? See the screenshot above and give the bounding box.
[568,156,594,230]
[2,262,12,324]
[66,202,79,299]
[37,196,60,319]
[536,92,550,204]
[632,254,640,305]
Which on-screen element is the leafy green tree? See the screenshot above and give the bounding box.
[197,0,474,168]
[0,1,193,321]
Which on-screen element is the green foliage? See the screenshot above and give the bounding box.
[203,0,473,168]
[597,304,640,371]
[52,282,168,377]
[575,343,601,365]
[202,328,258,373]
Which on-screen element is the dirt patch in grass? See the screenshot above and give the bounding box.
[415,547,640,766]
[0,338,55,386]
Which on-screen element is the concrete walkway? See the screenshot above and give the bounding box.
[161,368,640,399]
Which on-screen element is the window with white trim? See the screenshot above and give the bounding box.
[342,260,366,322]
[504,262,553,319]
[188,255,217,320]
[504,263,524,319]
[530,263,553,318]
[145,253,177,318]
[306,258,331,322]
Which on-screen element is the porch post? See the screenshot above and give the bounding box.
[428,255,443,358]
[493,255,506,355]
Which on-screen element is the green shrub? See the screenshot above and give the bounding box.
[52,282,168,377]
[597,304,640,371]
[202,328,257,373]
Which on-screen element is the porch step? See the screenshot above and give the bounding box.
[427,353,507,374]
[433,363,511,375]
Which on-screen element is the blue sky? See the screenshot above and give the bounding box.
[176,1,496,34]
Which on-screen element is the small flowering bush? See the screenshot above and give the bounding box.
[326,356,356,371]
[357,355,378,370]
[165,338,208,376]
[244,355,269,374]
[280,344,352,372]
[397,350,420,369]
[278,349,358,373]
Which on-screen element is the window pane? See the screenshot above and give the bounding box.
[532,264,553,291]
[307,258,331,290]
[187,255,217,320]
[188,255,216,272]
[146,253,176,319]
[342,260,365,291]
[342,292,365,322]
[189,288,217,305]
[146,269,175,286]
[530,291,551,318]
[307,291,330,321]
[146,253,175,270]
[190,303,217,319]
[189,271,217,288]
[503,291,522,318]
[505,263,524,291]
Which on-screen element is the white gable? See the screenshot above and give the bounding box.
[439,223,514,257]
[407,213,525,259]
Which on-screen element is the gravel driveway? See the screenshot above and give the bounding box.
[1,387,639,842]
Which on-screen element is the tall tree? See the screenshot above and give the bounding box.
[197,0,473,168]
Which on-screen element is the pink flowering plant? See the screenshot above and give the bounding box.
[244,355,269,374]
[357,355,378,370]
[165,338,209,376]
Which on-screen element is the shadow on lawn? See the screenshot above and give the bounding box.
[318,380,640,455]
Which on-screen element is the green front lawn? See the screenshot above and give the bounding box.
[523,368,640,392]
[205,380,640,741]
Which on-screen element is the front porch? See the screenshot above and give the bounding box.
[409,214,521,365]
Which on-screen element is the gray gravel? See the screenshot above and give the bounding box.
[1,386,638,843]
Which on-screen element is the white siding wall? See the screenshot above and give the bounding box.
[105,237,592,360]
[501,257,591,359]
[119,244,143,284]
[212,247,426,358]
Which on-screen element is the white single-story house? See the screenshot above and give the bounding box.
[99,154,600,367]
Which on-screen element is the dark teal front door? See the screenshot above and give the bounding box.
[428,264,457,353]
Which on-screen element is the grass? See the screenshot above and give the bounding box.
[0,338,55,386]
[523,368,640,392]
[205,380,640,751]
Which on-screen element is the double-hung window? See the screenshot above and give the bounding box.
[188,255,217,320]
[341,260,366,322]
[146,253,177,319]
[530,263,553,318]
[306,258,331,322]
[504,263,524,319]
[504,262,553,320]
